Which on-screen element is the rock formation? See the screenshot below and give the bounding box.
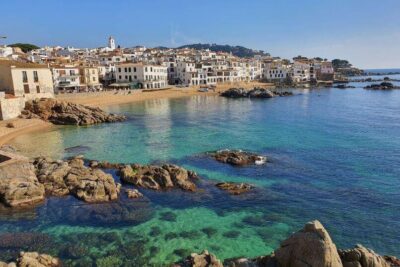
[23,98,126,125]
[33,156,119,203]
[175,250,223,267]
[0,149,45,207]
[177,221,400,267]
[215,182,254,195]
[119,164,198,191]
[220,88,292,99]
[126,188,143,198]
[0,251,60,267]
[339,245,391,267]
[210,150,267,166]
[274,220,343,267]
[364,82,400,90]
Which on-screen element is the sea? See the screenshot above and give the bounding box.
[1,72,399,266]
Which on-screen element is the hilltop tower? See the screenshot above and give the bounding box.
[108,36,116,50]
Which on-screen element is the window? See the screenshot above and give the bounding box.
[22,71,28,83]
[125,68,128,72]
[119,75,122,79]
[36,86,40,93]
[33,71,39,82]
[118,68,121,72]
[24,84,29,93]
[92,77,96,82]
[92,70,95,74]
[134,67,136,72]
[134,75,137,79]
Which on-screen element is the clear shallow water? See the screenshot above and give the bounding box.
[3,83,400,265]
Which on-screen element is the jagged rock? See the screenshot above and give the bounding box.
[0,151,45,207]
[88,160,124,170]
[384,256,400,267]
[220,88,248,98]
[119,164,197,191]
[17,251,60,267]
[126,189,143,198]
[210,150,267,166]
[247,88,275,98]
[215,182,254,195]
[33,157,119,203]
[339,244,391,267]
[24,98,126,125]
[176,250,223,267]
[274,220,343,267]
[220,88,292,99]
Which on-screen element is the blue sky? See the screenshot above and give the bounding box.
[1,0,399,68]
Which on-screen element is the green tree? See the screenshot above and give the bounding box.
[9,43,40,53]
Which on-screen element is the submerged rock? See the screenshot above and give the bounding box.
[0,150,45,208]
[119,164,197,191]
[215,182,254,195]
[23,98,126,125]
[210,150,267,166]
[33,156,119,203]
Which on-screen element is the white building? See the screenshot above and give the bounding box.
[262,61,291,82]
[108,36,116,50]
[52,66,81,92]
[115,63,168,89]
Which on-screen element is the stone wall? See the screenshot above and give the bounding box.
[0,97,25,120]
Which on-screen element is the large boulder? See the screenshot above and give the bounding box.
[0,150,45,208]
[339,245,391,267]
[119,164,197,191]
[274,220,343,267]
[33,157,119,203]
[210,150,267,166]
[24,98,126,125]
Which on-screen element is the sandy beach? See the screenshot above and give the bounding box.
[0,81,271,146]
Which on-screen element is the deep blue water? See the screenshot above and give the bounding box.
[2,79,400,265]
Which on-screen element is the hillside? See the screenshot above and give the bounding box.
[177,43,269,58]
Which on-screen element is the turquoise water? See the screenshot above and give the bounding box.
[2,80,400,265]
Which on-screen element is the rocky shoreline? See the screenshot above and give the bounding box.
[174,220,400,267]
[21,98,126,125]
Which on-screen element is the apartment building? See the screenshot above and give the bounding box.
[115,63,168,89]
[0,59,54,99]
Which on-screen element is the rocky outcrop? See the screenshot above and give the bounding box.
[126,189,143,198]
[339,245,391,267]
[364,82,400,90]
[274,220,343,267]
[33,156,119,203]
[334,84,356,89]
[175,250,223,267]
[0,252,60,267]
[210,150,267,166]
[220,88,292,99]
[177,221,400,267]
[215,182,254,195]
[0,149,45,207]
[23,98,126,125]
[119,164,198,191]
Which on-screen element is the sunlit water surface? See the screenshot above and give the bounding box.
[3,79,400,265]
